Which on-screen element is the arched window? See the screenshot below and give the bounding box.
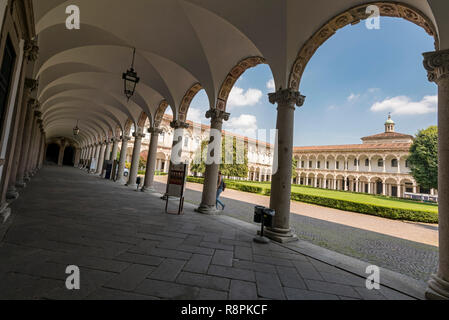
[378,159,384,167]
[391,159,398,168]
[184,137,189,148]
[365,159,369,167]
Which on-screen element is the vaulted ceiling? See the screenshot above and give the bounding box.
[31,0,449,147]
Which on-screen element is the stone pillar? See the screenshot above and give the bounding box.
[196,109,230,214]
[265,88,305,243]
[382,180,386,196]
[96,142,107,175]
[57,140,66,166]
[383,157,386,173]
[423,49,449,299]
[127,132,144,187]
[110,138,119,162]
[142,127,162,192]
[93,143,101,172]
[104,141,112,161]
[116,137,129,182]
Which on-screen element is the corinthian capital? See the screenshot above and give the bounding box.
[148,127,163,135]
[170,120,189,129]
[268,88,305,108]
[24,39,39,62]
[205,109,230,122]
[423,49,449,84]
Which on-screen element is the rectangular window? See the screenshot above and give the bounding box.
[309,161,312,168]
[317,161,321,169]
[336,161,339,170]
[326,161,329,169]
[301,161,304,168]
[378,159,384,167]
[0,37,17,135]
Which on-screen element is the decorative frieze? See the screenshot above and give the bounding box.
[170,120,189,129]
[288,2,439,90]
[24,39,39,62]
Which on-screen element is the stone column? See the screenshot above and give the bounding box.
[116,137,129,182]
[110,138,119,163]
[127,132,145,187]
[265,88,305,243]
[93,143,101,173]
[104,141,112,161]
[142,127,162,192]
[196,109,230,214]
[96,142,107,175]
[423,48,449,299]
[57,140,66,166]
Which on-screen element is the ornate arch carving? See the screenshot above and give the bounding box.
[216,56,266,111]
[154,100,169,128]
[288,2,439,90]
[178,83,203,123]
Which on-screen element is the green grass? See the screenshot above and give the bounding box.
[233,180,438,214]
[187,177,438,223]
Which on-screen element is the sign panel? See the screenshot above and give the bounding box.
[166,163,188,197]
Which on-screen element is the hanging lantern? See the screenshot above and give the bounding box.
[73,120,80,136]
[122,47,140,101]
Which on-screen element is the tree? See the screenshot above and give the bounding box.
[292,157,298,180]
[191,137,248,178]
[408,126,438,191]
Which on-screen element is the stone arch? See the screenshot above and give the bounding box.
[288,1,439,90]
[123,119,134,137]
[216,56,266,111]
[178,83,203,123]
[153,100,169,128]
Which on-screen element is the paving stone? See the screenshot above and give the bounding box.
[48,254,130,273]
[253,254,293,267]
[105,264,155,291]
[234,246,253,261]
[135,279,200,299]
[212,250,234,267]
[148,259,186,282]
[292,261,323,281]
[233,260,277,274]
[115,252,164,266]
[208,265,255,282]
[255,272,285,300]
[305,279,361,299]
[147,247,192,260]
[176,272,230,291]
[378,286,415,300]
[284,287,339,300]
[229,280,258,300]
[200,241,234,252]
[183,254,212,274]
[276,266,307,289]
[319,271,366,287]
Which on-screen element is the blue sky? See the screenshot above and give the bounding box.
[186,17,437,146]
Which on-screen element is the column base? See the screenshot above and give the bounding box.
[426,274,449,300]
[264,227,298,243]
[141,186,155,193]
[195,204,219,215]
[15,180,26,189]
[6,186,19,201]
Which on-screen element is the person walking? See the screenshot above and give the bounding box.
[216,171,226,210]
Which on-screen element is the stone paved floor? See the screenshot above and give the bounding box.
[0,166,415,300]
[152,177,438,283]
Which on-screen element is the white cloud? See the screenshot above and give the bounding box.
[266,79,275,91]
[347,93,360,102]
[186,107,204,124]
[224,114,258,138]
[370,95,437,115]
[227,87,262,108]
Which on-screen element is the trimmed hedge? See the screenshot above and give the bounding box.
[185,177,438,223]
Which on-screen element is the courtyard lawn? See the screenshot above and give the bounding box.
[232,180,438,214]
[187,177,438,223]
